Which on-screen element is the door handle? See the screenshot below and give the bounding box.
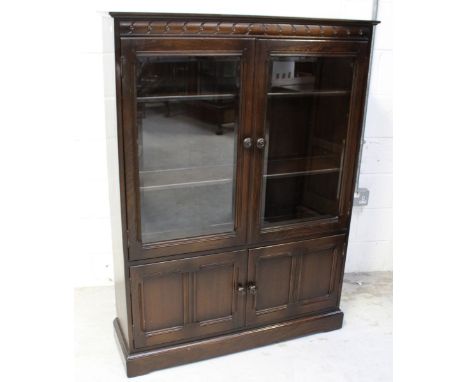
[237,284,246,295]
[248,282,257,295]
[243,137,253,149]
[256,138,266,149]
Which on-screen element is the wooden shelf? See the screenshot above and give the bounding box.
[266,156,340,179]
[140,165,233,191]
[137,93,237,103]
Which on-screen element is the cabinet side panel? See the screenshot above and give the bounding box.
[107,19,130,348]
[108,111,130,346]
[337,27,375,307]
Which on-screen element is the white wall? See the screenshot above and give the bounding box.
[73,0,392,286]
[346,0,393,272]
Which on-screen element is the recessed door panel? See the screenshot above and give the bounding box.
[246,235,345,327]
[131,250,247,349]
[255,253,293,311]
[194,264,235,322]
[140,273,184,332]
[297,249,335,302]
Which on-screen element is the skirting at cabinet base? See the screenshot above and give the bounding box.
[114,310,344,378]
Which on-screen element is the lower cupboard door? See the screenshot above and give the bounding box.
[245,235,345,327]
[130,250,247,349]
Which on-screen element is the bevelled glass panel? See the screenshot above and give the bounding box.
[261,56,354,227]
[137,56,240,243]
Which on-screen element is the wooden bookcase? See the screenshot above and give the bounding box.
[109,12,378,377]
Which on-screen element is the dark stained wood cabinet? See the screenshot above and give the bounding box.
[109,12,378,377]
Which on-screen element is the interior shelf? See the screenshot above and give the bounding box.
[268,85,350,98]
[141,221,233,243]
[137,93,237,103]
[266,156,341,178]
[263,212,333,226]
[140,165,233,191]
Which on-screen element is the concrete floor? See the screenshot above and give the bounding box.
[74,272,392,382]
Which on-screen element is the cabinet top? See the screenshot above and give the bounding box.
[110,12,379,39]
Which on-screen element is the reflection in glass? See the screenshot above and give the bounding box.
[137,56,240,243]
[261,56,354,227]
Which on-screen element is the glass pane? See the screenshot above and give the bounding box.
[137,56,239,98]
[137,56,240,243]
[261,56,354,227]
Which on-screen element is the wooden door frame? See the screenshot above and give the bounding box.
[120,38,256,261]
[130,250,248,349]
[248,39,371,245]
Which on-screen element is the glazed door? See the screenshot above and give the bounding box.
[130,250,247,349]
[121,38,255,260]
[249,40,370,243]
[245,235,345,327]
